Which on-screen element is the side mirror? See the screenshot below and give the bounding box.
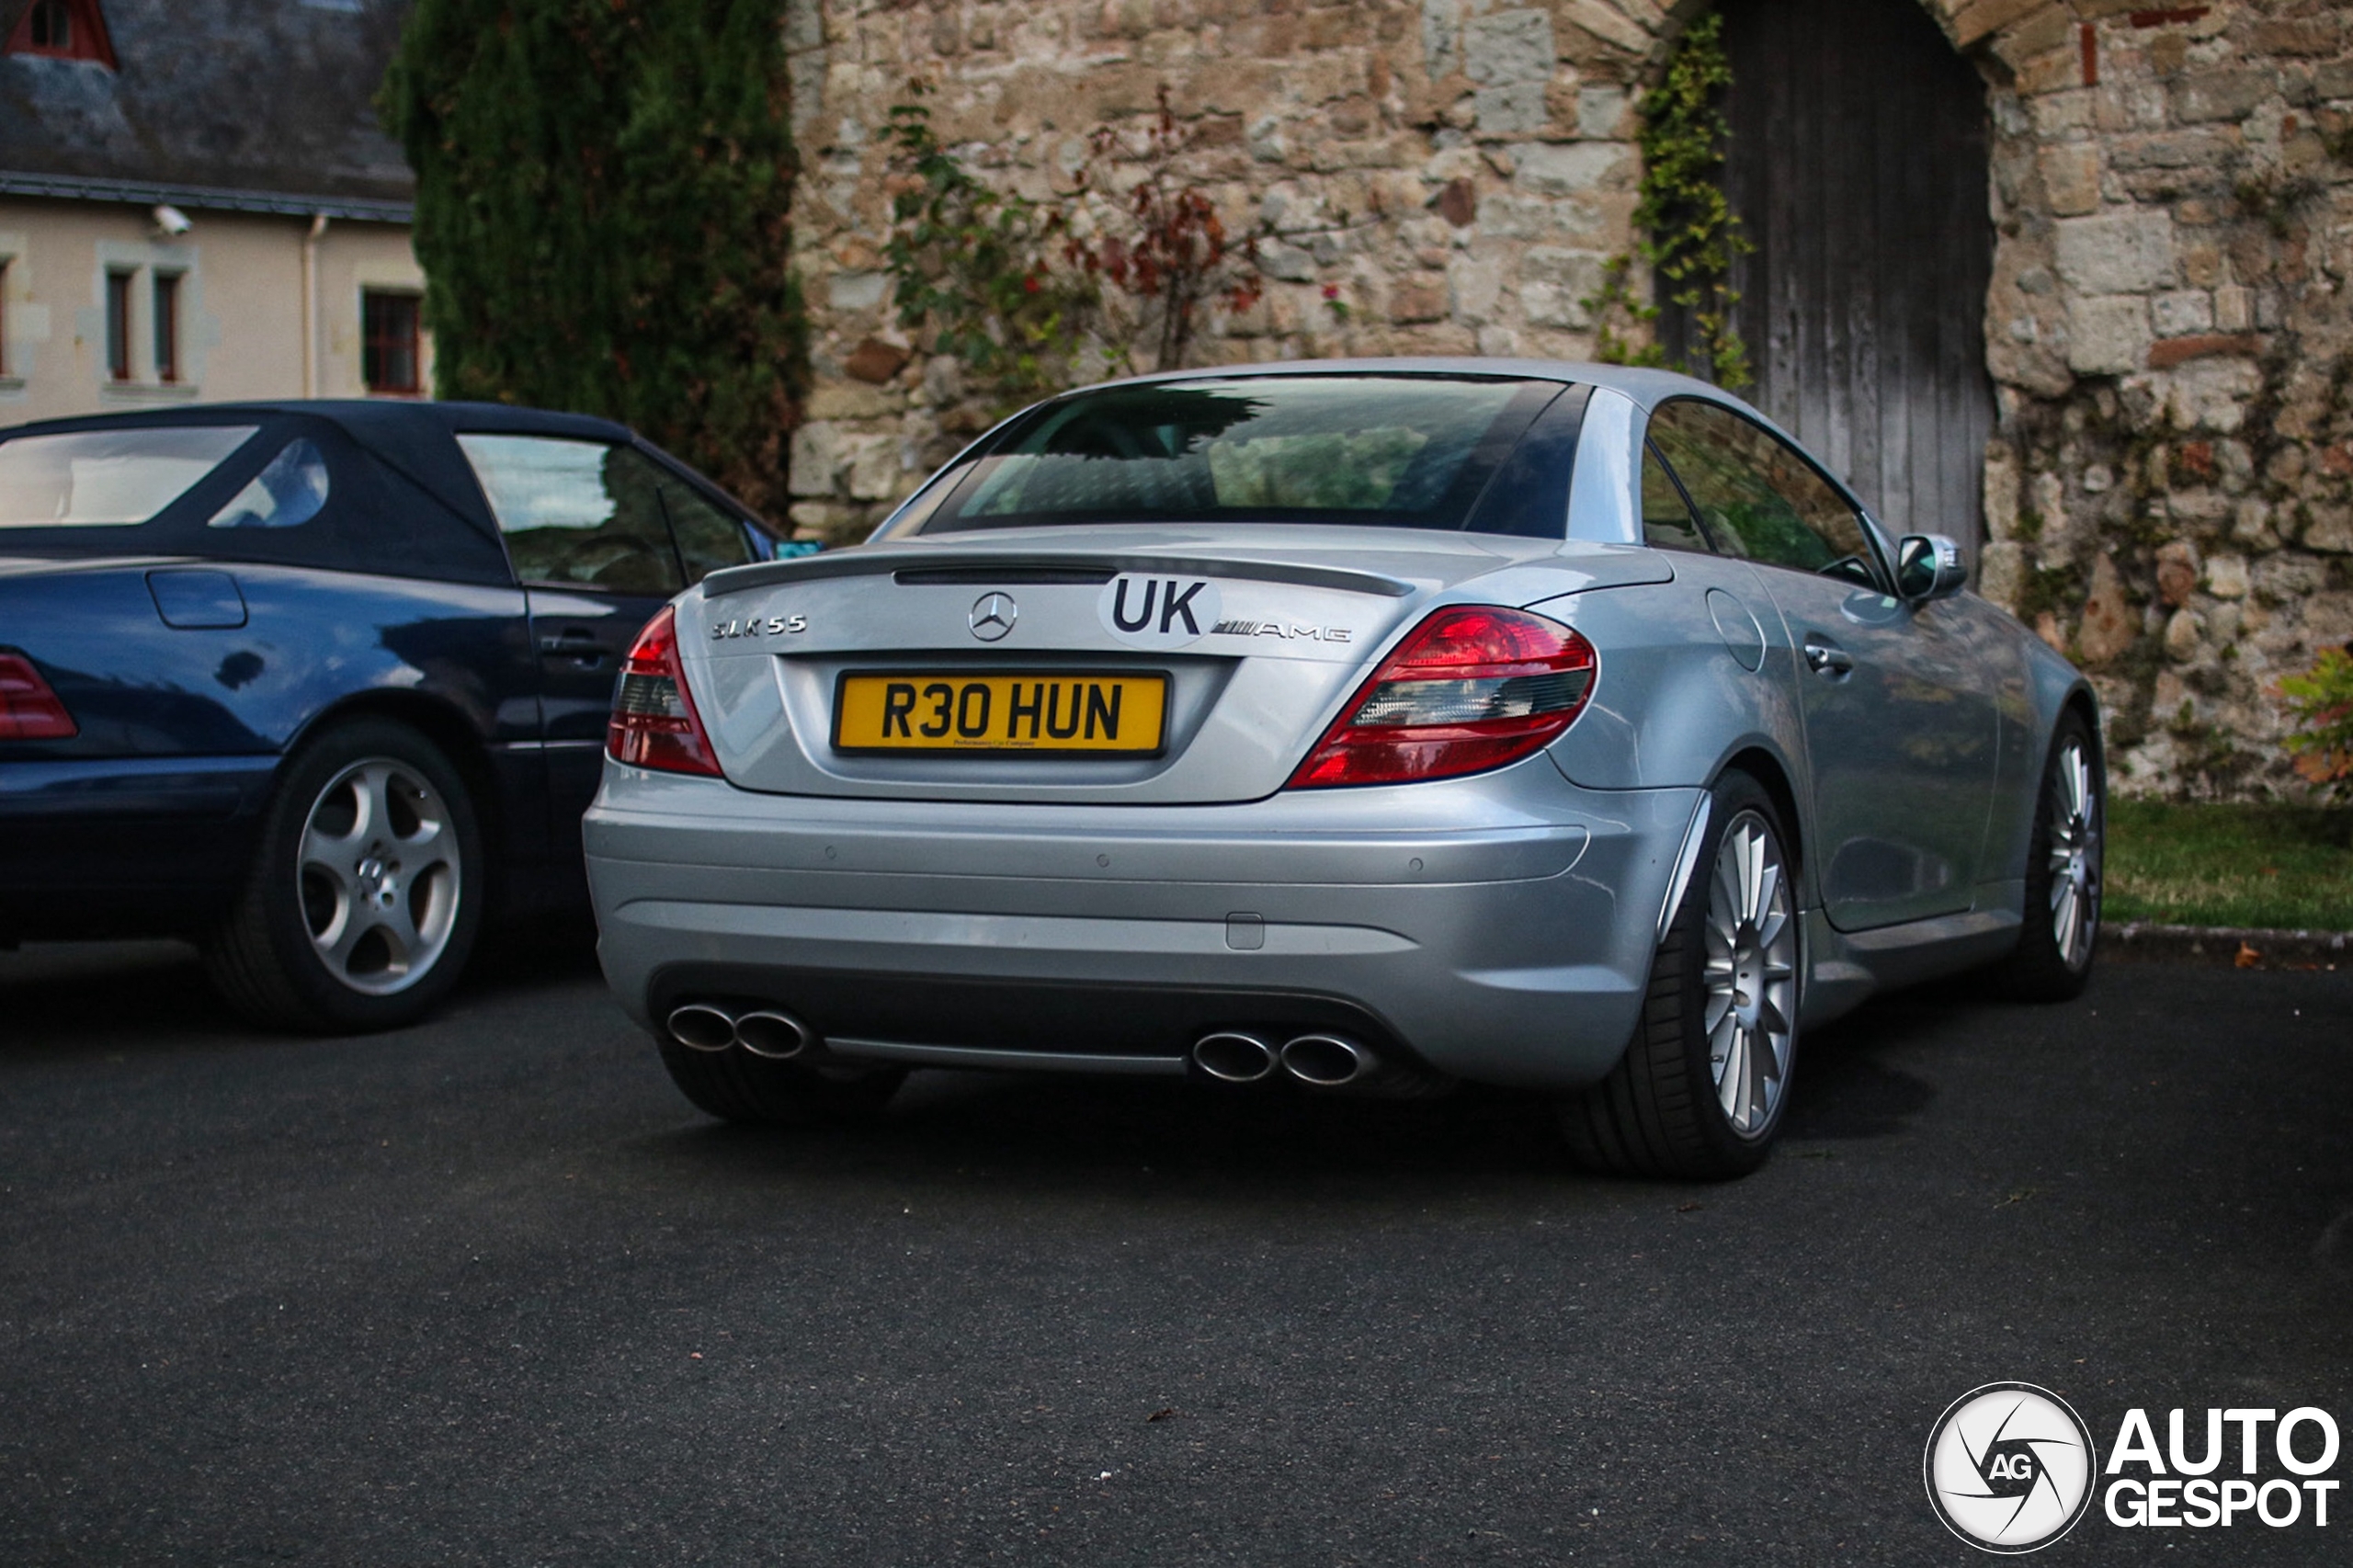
[1895,533,1968,603]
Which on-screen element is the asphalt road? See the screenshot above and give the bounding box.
[1,936,2347,1565]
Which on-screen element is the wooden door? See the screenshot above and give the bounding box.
[1697,0,1995,552]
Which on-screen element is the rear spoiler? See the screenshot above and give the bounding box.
[700,550,1416,600]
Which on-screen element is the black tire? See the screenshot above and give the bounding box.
[205,717,485,1032]
[1562,770,1799,1180]
[1989,710,2104,1002]
[659,1038,907,1126]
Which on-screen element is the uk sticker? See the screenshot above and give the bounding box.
[1098,574,1222,650]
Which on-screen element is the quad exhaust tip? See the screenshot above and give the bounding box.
[1192,1030,1279,1084]
[667,1003,738,1053]
[665,1003,815,1060]
[1279,1033,1371,1088]
[1193,1029,1376,1088]
[733,1010,812,1060]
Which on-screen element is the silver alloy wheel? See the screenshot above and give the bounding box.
[295,757,461,996]
[2048,737,2102,970]
[1701,810,1798,1139]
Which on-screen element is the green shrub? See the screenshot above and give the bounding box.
[2280,645,2353,797]
[382,0,804,516]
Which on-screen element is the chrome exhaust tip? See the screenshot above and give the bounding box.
[1193,1029,1279,1084]
[733,1009,813,1061]
[1280,1033,1371,1087]
[666,1003,738,1053]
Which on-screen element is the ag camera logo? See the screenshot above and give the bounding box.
[1924,1383,2097,1553]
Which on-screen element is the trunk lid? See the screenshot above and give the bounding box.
[676,527,1668,804]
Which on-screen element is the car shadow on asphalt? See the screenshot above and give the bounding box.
[0,940,241,1053]
[0,923,604,1059]
[1779,990,1951,1143]
[624,982,2000,1196]
[640,1074,1585,1192]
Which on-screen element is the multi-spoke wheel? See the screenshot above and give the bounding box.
[1562,769,1802,1179]
[206,718,485,1032]
[1992,712,2104,1001]
[1701,811,1798,1139]
[2045,736,2101,970]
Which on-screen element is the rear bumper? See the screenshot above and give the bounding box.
[0,754,276,937]
[585,760,1701,1091]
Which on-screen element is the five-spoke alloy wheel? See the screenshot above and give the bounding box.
[296,757,464,996]
[206,717,485,1032]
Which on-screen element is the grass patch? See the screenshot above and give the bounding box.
[2104,801,2353,930]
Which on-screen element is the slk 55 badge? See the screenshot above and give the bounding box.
[710,614,807,640]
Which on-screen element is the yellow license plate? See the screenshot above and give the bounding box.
[833,672,1169,755]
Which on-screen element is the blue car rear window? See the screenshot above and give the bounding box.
[909,376,1574,537]
[0,426,258,528]
[207,438,331,530]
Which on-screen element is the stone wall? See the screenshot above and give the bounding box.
[781,0,2353,798]
[1966,2,2353,799]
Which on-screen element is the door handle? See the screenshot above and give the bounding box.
[1803,640,1854,676]
[539,629,607,666]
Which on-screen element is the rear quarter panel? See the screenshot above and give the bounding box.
[1977,606,2098,892]
[1536,557,1810,798]
[0,559,538,934]
[2,562,535,760]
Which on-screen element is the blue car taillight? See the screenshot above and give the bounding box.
[0,652,77,740]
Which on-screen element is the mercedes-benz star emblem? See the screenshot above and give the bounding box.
[969,592,1017,642]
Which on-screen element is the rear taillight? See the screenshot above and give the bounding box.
[607,606,722,777]
[0,652,77,741]
[1287,606,1596,789]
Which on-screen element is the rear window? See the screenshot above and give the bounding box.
[905,377,1568,536]
[0,426,258,528]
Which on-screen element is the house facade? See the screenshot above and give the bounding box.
[0,0,429,422]
[781,0,2353,797]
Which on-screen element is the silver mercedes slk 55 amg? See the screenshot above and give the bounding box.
[585,360,2103,1177]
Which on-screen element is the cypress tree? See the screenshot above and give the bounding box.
[382,1,804,517]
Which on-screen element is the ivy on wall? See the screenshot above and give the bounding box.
[881,81,1102,409]
[881,82,1264,408]
[1586,13,1755,390]
[1072,86,1265,376]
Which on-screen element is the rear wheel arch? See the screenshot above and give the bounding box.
[1564,766,1801,1178]
[1717,745,1805,881]
[2059,687,2103,768]
[284,692,505,864]
[206,710,490,1030]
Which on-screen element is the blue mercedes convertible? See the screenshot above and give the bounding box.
[0,402,790,1030]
